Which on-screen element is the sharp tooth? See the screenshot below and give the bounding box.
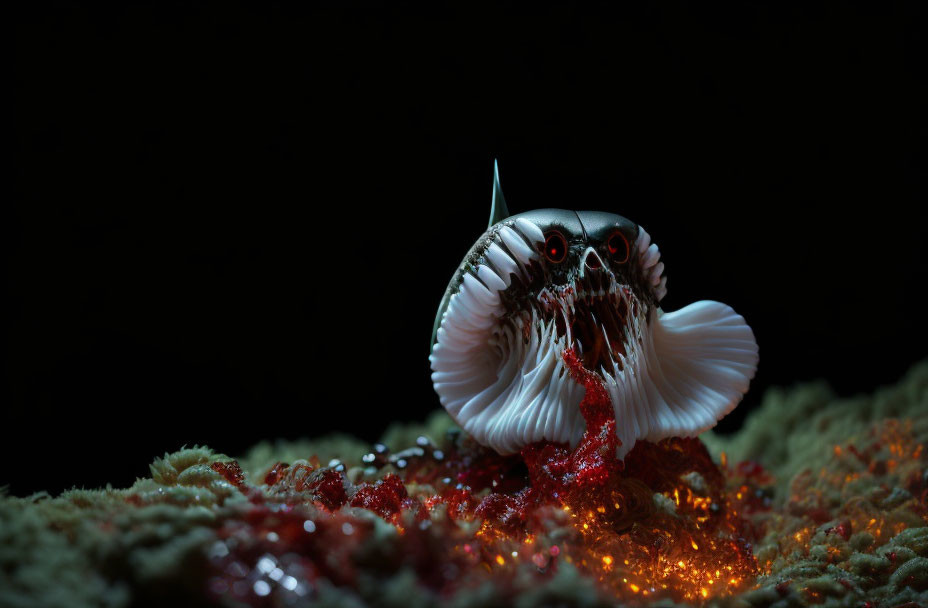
[487,243,519,283]
[499,226,537,266]
[514,217,545,245]
[477,265,506,293]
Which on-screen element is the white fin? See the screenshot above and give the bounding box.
[607,300,757,458]
[645,300,758,440]
[635,226,667,301]
[432,221,589,454]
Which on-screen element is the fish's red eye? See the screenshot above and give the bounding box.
[607,230,629,264]
[544,231,567,263]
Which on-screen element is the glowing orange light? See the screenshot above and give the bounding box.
[691,541,699,550]
[603,556,613,566]
[495,555,505,566]
[700,588,709,598]
[629,583,640,593]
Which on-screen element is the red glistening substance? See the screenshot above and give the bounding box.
[179,347,773,605]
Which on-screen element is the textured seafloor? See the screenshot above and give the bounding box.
[1,361,926,608]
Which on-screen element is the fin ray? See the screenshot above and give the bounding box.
[642,301,758,440]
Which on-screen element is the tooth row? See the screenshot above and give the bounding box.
[577,288,648,371]
[557,281,626,315]
[433,218,547,384]
[574,288,610,300]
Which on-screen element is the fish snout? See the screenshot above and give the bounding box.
[579,247,606,278]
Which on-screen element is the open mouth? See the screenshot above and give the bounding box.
[431,212,758,460]
[533,270,643,376]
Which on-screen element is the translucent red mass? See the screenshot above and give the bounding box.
[197,345,766,605]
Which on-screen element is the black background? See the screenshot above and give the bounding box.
[10,2,926,496]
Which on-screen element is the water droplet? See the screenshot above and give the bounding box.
[257,556,276,574]
[253,580,271,597]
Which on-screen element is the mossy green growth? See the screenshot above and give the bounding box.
[702,360,928,499]
[1,362,926,608]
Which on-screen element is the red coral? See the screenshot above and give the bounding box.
[211,461,246,488]
[263,461,290,486]
[350,474,408,520]
[305,469,348,510]
[197,343,769,606]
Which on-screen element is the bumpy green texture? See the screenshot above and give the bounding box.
[1,362,926,608]
[702,361,928,498]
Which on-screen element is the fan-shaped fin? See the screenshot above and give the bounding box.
[642,301,758,442]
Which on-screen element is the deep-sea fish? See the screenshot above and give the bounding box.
[430,163,759,458]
